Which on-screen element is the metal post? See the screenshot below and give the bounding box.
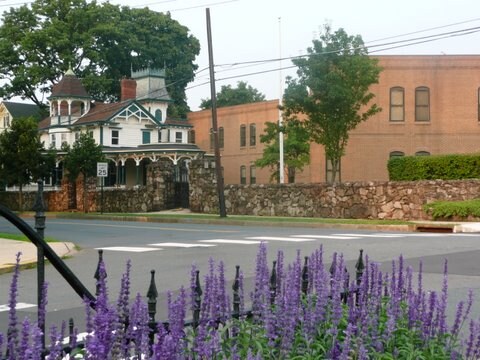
[147,270,158,348]
[193,270,202,328]
[33,179,46,352]
[101,177,104,214]
[94,250,106,296]
[302,256,309,295]
[232,265,240,318]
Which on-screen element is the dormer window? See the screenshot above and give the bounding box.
[155,109,162,122]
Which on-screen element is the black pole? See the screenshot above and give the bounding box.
[33,179,46,353]
[206,8,227,218]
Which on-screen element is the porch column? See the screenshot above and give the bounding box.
[134,158,142,186]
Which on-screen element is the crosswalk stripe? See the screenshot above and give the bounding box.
[199,239,262,245]
[246,236,316,242]
[332,233,405,238]
[0,302,37,312]
[149,242,216,248]
[292,235,359,240]
[95,247,162,252]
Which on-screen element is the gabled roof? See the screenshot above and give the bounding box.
[49,72,90,99]
[162,118,192,128]
[2,101,42,121]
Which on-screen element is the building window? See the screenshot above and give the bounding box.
[240,165,246,184]
[111,130,119,145]
[325,157,341,183]
[389,151,405,158]
[175,131,182,143]
[249,124,256,146]
[478,88,480,121]
[50,134,56,148]
[142,131,151,144]
[240,125,246,147]
[158,129,163,143]
[415,87,430,122]
[415,151,430,156]
[219,127,224,148]
[188,130,195,144]
[210,128,214,149]
[250,165,256,184]
[390,87,404,121]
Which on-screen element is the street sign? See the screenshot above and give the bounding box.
[97,162,108,177]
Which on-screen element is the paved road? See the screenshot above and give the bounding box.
[1,218,480,336]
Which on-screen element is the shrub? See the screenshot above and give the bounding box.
[1,245,480,359]
[388,154,480,181]
[424,199,480,219]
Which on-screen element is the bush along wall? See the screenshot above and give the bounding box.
[388,153,480,181]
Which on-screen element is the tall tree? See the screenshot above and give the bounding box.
[0,117,54,210]
[255,119,310,183]
[283,25,382,183]
[63,133,105,213]
[199,81,266,109]
[0,0,200,117]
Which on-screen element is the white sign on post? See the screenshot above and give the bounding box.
[97,162,108,177]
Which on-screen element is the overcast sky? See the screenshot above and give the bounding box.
[3,0,480,110]
[137,0,480,110]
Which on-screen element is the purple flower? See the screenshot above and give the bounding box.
[7,252,22,360]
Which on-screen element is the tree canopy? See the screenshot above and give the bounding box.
[0,117,54,208]
[200,81,266,109]
[282,25,382,183]
[0,0,200,117]
[255,119,310,183]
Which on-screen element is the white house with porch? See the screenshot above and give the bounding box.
[38,67,204,189]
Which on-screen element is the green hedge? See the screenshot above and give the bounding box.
[388,154,480,181]
[424,199,480,219]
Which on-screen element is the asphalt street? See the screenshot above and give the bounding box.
[1,217,480,337]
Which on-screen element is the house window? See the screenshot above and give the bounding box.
[249,124,256,146]
[50,134,56,148]
[240,125,246,147]
[175,131,182,143]
[158,130,163,143]
[142,131,151,144]
[3,114,10,128]
[250,165,256,184]
[240,165,246,184]
[61,133,67,147]
[415,87,430,122]
[390,87,404,121]
[415,151,430,156]
[219,127,224,148]
[188,130,195,144]
[155,109,162,122]
[389,151,405,158]
[111,130,119,145]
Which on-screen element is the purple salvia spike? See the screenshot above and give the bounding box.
[397,254,404,301]
[218,261,228,321]
[239,269,245,316]
[18,318,30,360]
[7,252,21,360]
[437,258,448,335]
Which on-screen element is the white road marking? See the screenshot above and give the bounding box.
[292,235,359,239]
[149,242,216,248]
[332,233,405,238]
[246,236,316,242]
[200,239,262,245]
[95,247,162,252]
[0,302,37,312]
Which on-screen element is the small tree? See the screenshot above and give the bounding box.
[199,81,266,109]
[63,133,105,212]
[283,25,382,183]
[255,119,310,183]
[0,117,54,210]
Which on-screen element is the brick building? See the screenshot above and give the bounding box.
[188,55,480,184]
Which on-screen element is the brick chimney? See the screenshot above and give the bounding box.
[121,78,137,101]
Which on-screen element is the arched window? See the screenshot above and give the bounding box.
[390,87,404,121]
[155,109,162,122]
[249,124,256,146]
[240,165,246,184]
[240,125,246,147]
[250,165,256,184]
[415,87,430,122]
[415,151,430,156]
[389,151,405,159]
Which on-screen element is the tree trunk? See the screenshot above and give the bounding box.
[18,183,23,212]
[288,166,296,183]
[83,173,88,213]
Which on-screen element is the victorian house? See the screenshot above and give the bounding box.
[0,101,42,135]
[38,68,204,189]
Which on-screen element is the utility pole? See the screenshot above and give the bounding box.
[278,17,285,184]
[206,8,227,217]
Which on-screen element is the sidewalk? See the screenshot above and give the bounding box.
[0,239,77,274]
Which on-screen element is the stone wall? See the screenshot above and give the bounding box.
[188,174,480,220]
[95,187,151,213]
